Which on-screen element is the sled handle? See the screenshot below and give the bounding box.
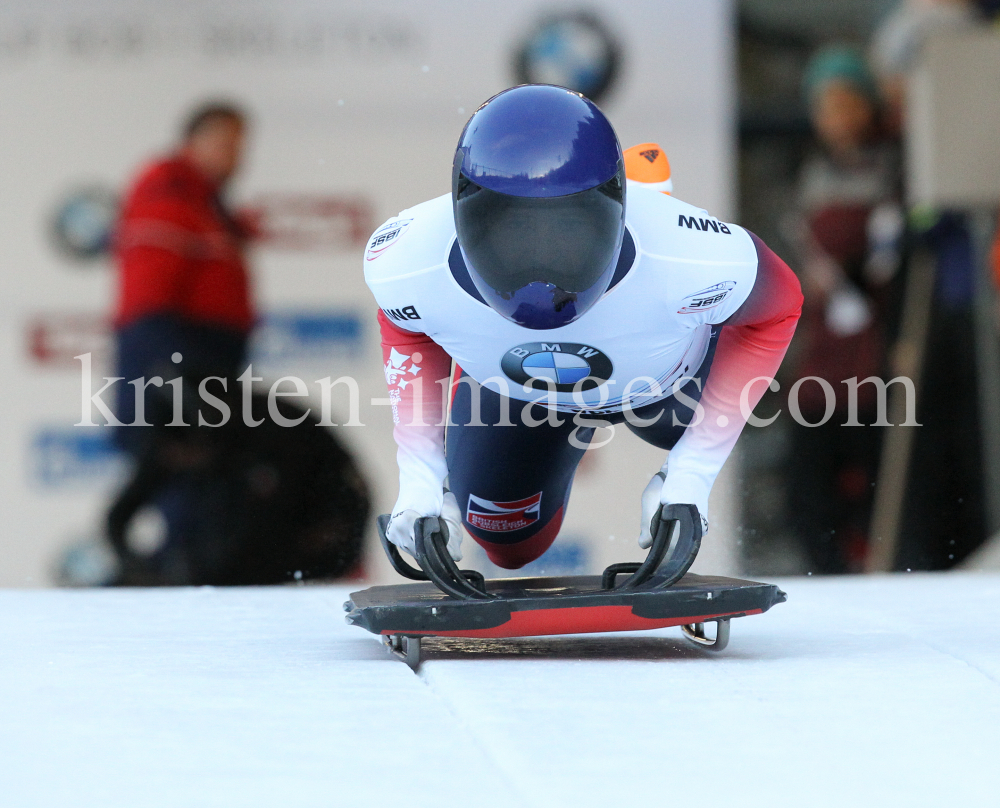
[602,503,702,590]
[376,513,492,599]
[413,517,493,600]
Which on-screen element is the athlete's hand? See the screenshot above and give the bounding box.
[638,470,709,548]
[387,491,464,561]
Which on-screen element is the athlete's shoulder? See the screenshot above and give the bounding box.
[626,186,755,264]
[363,193,455,285]
[622,188,759,324]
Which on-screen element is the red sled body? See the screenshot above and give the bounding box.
[346,510,785,666]
[345,572,786,666]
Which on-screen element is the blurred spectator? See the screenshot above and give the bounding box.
[113,101,255,441]
[97,102,369,586]
[784,47,904,573]
[870,0,977,133]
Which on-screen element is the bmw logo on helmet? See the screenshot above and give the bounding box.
[501,342,613,392]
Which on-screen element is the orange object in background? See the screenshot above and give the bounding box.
[623,142,672,194]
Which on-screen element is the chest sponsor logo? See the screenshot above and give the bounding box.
[382,305,420,322]
[500,342,613,392]
[677,214,731,235]
[365,218,412,261]
[678,282,737,314]
[467,492,542,533]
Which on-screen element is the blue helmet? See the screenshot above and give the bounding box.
[452,84,625,330]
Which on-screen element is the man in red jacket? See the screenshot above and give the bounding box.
[113,102,255,445]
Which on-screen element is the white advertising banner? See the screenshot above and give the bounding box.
[0,0,735,585]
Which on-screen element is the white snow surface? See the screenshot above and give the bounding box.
[1,573,999,808]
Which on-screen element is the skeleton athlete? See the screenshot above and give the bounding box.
[365,85,802,569]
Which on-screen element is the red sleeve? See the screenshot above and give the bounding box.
[714,231,802,388]
[725,233,803,329]
[706,232,802,420]
[661,233,801,510]
[378,310,454,506]
[378,309,453,429]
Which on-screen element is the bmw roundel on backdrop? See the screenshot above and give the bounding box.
[50,186,119,261]
[513,11,621,103]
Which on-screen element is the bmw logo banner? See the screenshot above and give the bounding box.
[514,11,621,103]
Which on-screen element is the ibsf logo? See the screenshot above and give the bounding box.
[678,282,737,314]
[500,342,613,393]
[365,219,412,261]
[467,492,542,533]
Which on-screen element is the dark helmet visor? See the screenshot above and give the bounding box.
[454,172,624,296]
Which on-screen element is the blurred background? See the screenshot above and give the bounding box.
[1,0,998,588]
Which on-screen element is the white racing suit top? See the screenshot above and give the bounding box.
[365,185,802,524]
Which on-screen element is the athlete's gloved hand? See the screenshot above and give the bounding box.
[387,490,464,562]
[638,466,710,549]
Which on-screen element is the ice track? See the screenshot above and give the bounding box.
[1,574,999,807]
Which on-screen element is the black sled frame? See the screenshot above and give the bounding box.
[346,505,785,667]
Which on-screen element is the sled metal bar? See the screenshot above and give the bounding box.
[681,618,730,651]
[601,561,642,589]
[384,635,422,669]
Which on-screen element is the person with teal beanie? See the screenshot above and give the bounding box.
[784,44,904,573]
[803,46,881,108]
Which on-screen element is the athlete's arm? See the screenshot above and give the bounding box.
[378,310,454,519]
[661,233,803,515]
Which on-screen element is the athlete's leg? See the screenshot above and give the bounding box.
[446,372,593,568]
